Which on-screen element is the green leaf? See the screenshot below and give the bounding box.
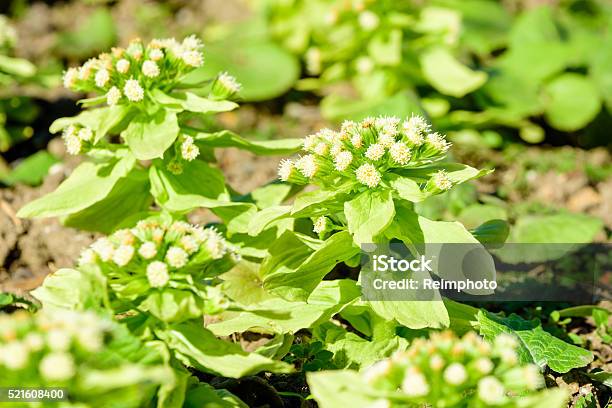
[308,371,380,408]
[247,205,291,236]
[344,190,395,245]
[291,188,347,217]
[477,310,593,373]
[155,322,293,378]
[508,5,560,47]
[470,219,510,244]
[368,29,402,66]
[588,371,612,388]
[31,267,108,311]
[121,110,179,160]
[153,90,238,113]
[187,40,299,101]
[17,151,135,219]
[510,213,603,244]
[188,129,302,156]
[544,73,601,131]
[262,231,359,301]
[140,289,203,323]
[149,160,229,212]
[184,382,247,408]
[208,280,360,336]
[314,322,408,368]
[367,299,450,330]
[1,151,59,186]
[420,47,487,97]
[63,168,151,233]
[0,55,36,77]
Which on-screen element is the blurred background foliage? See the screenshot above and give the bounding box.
[0,0,609,239]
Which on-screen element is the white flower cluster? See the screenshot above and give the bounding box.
[61,124,95,155]
[210,71,242,100]
[62,36,205,105]
[80,218,235,290]
[278,115,451,190]
[360,331,545,405]
[0,310,113,382]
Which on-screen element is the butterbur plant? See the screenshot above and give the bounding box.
[17,35,301,233]
[308,331,569,407]
[77,216,237,323]
[265,115,491,248]
[0,310,172,408]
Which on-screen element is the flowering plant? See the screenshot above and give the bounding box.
[76,216,237,323]
[17,36,301,233]
[308,331,569,408]
[32,215,294,380]
[0,310,173,407]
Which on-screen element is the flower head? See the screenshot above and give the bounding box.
[39,352,75,381]
[95,68,110,88]
[123,79,144,102]
[355,163,381,188]
[106,86,121,106]
[146,261,169,288]
[142,60,160,78]
[181,136,200,161]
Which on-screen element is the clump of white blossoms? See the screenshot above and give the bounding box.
[359,331,547,406]
[210,71,242,100]
[0,310,114,382]
[62,36,206,106]
[79,217,237,293]
[61,124,96,155]
[278,115,452,191]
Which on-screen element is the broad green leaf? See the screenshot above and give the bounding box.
[247,205,291,236]
[508,5,560,47]
[141,289,203,323]
[308,371,380,408]
[187,40,300,101]
[368,298,449,329]
[262,231,359,301]
[31,267,108,311]
[1,151,58,186]
[250,183,293,208]
[152,89,238,113]
[188,129,302,155]
[420,47,487,97]
[121,110,179,160]
[510,213,603,244]
[64,168,151,233]
[368,29,402,66]
[291,187,347,217]
[477,310,593,373]
[149,160,229,212]
[314,322,408,368]
[588,371,612,388]
[155,322,293,378]
[184,383,247,408]
[544,73,601,131]
[17,151,135,219]
[496,43,570,85]
[344,190,395,245]
[470,219,510,244]
[459,204,508,229]
[0,55,35,77]
[208,280,360,336]
[219,260,272,305]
